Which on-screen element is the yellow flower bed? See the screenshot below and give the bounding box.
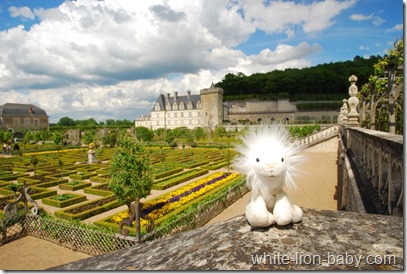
[111,172,238,227]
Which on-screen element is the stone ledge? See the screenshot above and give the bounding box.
[49,208,403,270]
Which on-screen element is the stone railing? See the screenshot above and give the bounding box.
[337,126,403,216]
[298,125,340,148]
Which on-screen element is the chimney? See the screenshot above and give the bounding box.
[174,91,178,99]
[166,93,170,100]
[187,90,191,99]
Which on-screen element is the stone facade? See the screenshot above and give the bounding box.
[0,103,49,131]
[135,84,340,129]
[136,84,225,130]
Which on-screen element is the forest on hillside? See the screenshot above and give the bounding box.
[215,55,381,101]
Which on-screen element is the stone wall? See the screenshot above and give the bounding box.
[50,208,403,270]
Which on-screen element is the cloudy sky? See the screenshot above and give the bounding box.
[0,0,403,123]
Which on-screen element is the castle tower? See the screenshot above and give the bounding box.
[200,83,224,129]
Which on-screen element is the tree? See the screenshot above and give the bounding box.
[135,126,153,142]
[51,131,63,147]
[359,38,403,134]
[31,156,39,177]
[57,117,76,127]
[109,134,153,212]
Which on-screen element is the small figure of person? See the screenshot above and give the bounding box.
[2,143,6,155]
[13,143,20,152]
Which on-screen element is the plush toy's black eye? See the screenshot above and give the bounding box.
[256,158,260,163]
[281,157,284,162]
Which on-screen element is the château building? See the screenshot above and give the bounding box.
[136,84,225,130]
[136,84,339,129]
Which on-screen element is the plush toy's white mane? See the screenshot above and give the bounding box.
[233,125,305,190]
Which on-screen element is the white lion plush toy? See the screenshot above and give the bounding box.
[233,126,305,228]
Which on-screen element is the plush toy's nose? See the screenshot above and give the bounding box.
[267,162,277,170]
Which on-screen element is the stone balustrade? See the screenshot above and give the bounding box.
[298,125,340,148]
[338,126,403,216]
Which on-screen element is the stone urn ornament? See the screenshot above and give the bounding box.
[88,142,97,164]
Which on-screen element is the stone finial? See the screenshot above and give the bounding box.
[347,75,360,127]
[338,99,348,125]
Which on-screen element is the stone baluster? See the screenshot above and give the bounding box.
[347,75,360,127]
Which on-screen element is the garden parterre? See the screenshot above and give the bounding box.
[0,146,236,227]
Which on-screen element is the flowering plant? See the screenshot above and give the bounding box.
[111,172,238,227]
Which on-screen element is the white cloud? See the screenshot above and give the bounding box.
[0,0,356,122]
[389,23,403,32]
[241,0,356,34]
[8,6,35,20]
[359,45,370,50]
[350,13,385,26]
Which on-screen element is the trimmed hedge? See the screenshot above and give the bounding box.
[89,176,109,184]
[36,177,68,188]
[83,184,112,196]
[42,193,87,208]
[28,187,58,200]
[58,181,92,191]
[153,167,184,180]
[55,195,122,221]
[201,161,229,170]
[69,172,94,180]
[152,169,208,190]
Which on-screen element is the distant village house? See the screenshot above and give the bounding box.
[0,103,49,132]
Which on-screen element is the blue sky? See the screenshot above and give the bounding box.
[0,0,403,122]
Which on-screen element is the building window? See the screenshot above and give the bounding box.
[179,102,185,110]
[14,118,19,127]
[174,112,177,118]
[155,103,161,111]
[189,112,192,117]
[24,118,30,127]
[180,112,183,118]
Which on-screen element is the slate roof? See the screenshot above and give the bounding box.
[0,103,48,117]
[152,92,201,111]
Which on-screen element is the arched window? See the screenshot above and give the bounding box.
[155,103,161,111]
[179,102,185,110]
[188,101,193,109]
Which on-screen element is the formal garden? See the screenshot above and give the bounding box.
[0,124,323,254]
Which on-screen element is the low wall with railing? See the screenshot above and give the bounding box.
[337,126,403,216]
[1,177,249,255]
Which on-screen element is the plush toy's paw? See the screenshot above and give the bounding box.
[246,202,274,228]
[273,212,293,226]
[292,204,303,223]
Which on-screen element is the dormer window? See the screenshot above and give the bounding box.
[173,103,178,110]
[155,103,161,111]
[187,101,193,109]
[196,100,201,109]
[179,102,185,110]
